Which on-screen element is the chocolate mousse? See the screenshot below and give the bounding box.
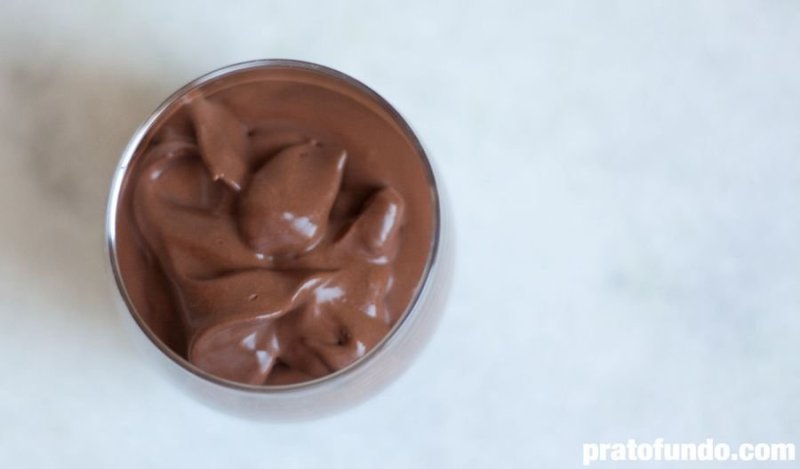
[113,63,437,386]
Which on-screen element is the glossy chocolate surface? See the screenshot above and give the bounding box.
[114,65,436,385]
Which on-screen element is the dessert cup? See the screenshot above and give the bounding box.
[105,59,452,420]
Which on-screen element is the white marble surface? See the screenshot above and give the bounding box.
[1,1,799,467]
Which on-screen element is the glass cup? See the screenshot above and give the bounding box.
[105,59,452,420]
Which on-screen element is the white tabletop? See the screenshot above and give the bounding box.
[1,1,799,467]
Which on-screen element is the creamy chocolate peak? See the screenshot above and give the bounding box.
[188,96,249,191]
[115,64,436,385]
[239,141,346,256]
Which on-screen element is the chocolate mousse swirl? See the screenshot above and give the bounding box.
[132,96,406,385]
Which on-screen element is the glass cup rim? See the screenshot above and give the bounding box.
[105,58,442,394]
